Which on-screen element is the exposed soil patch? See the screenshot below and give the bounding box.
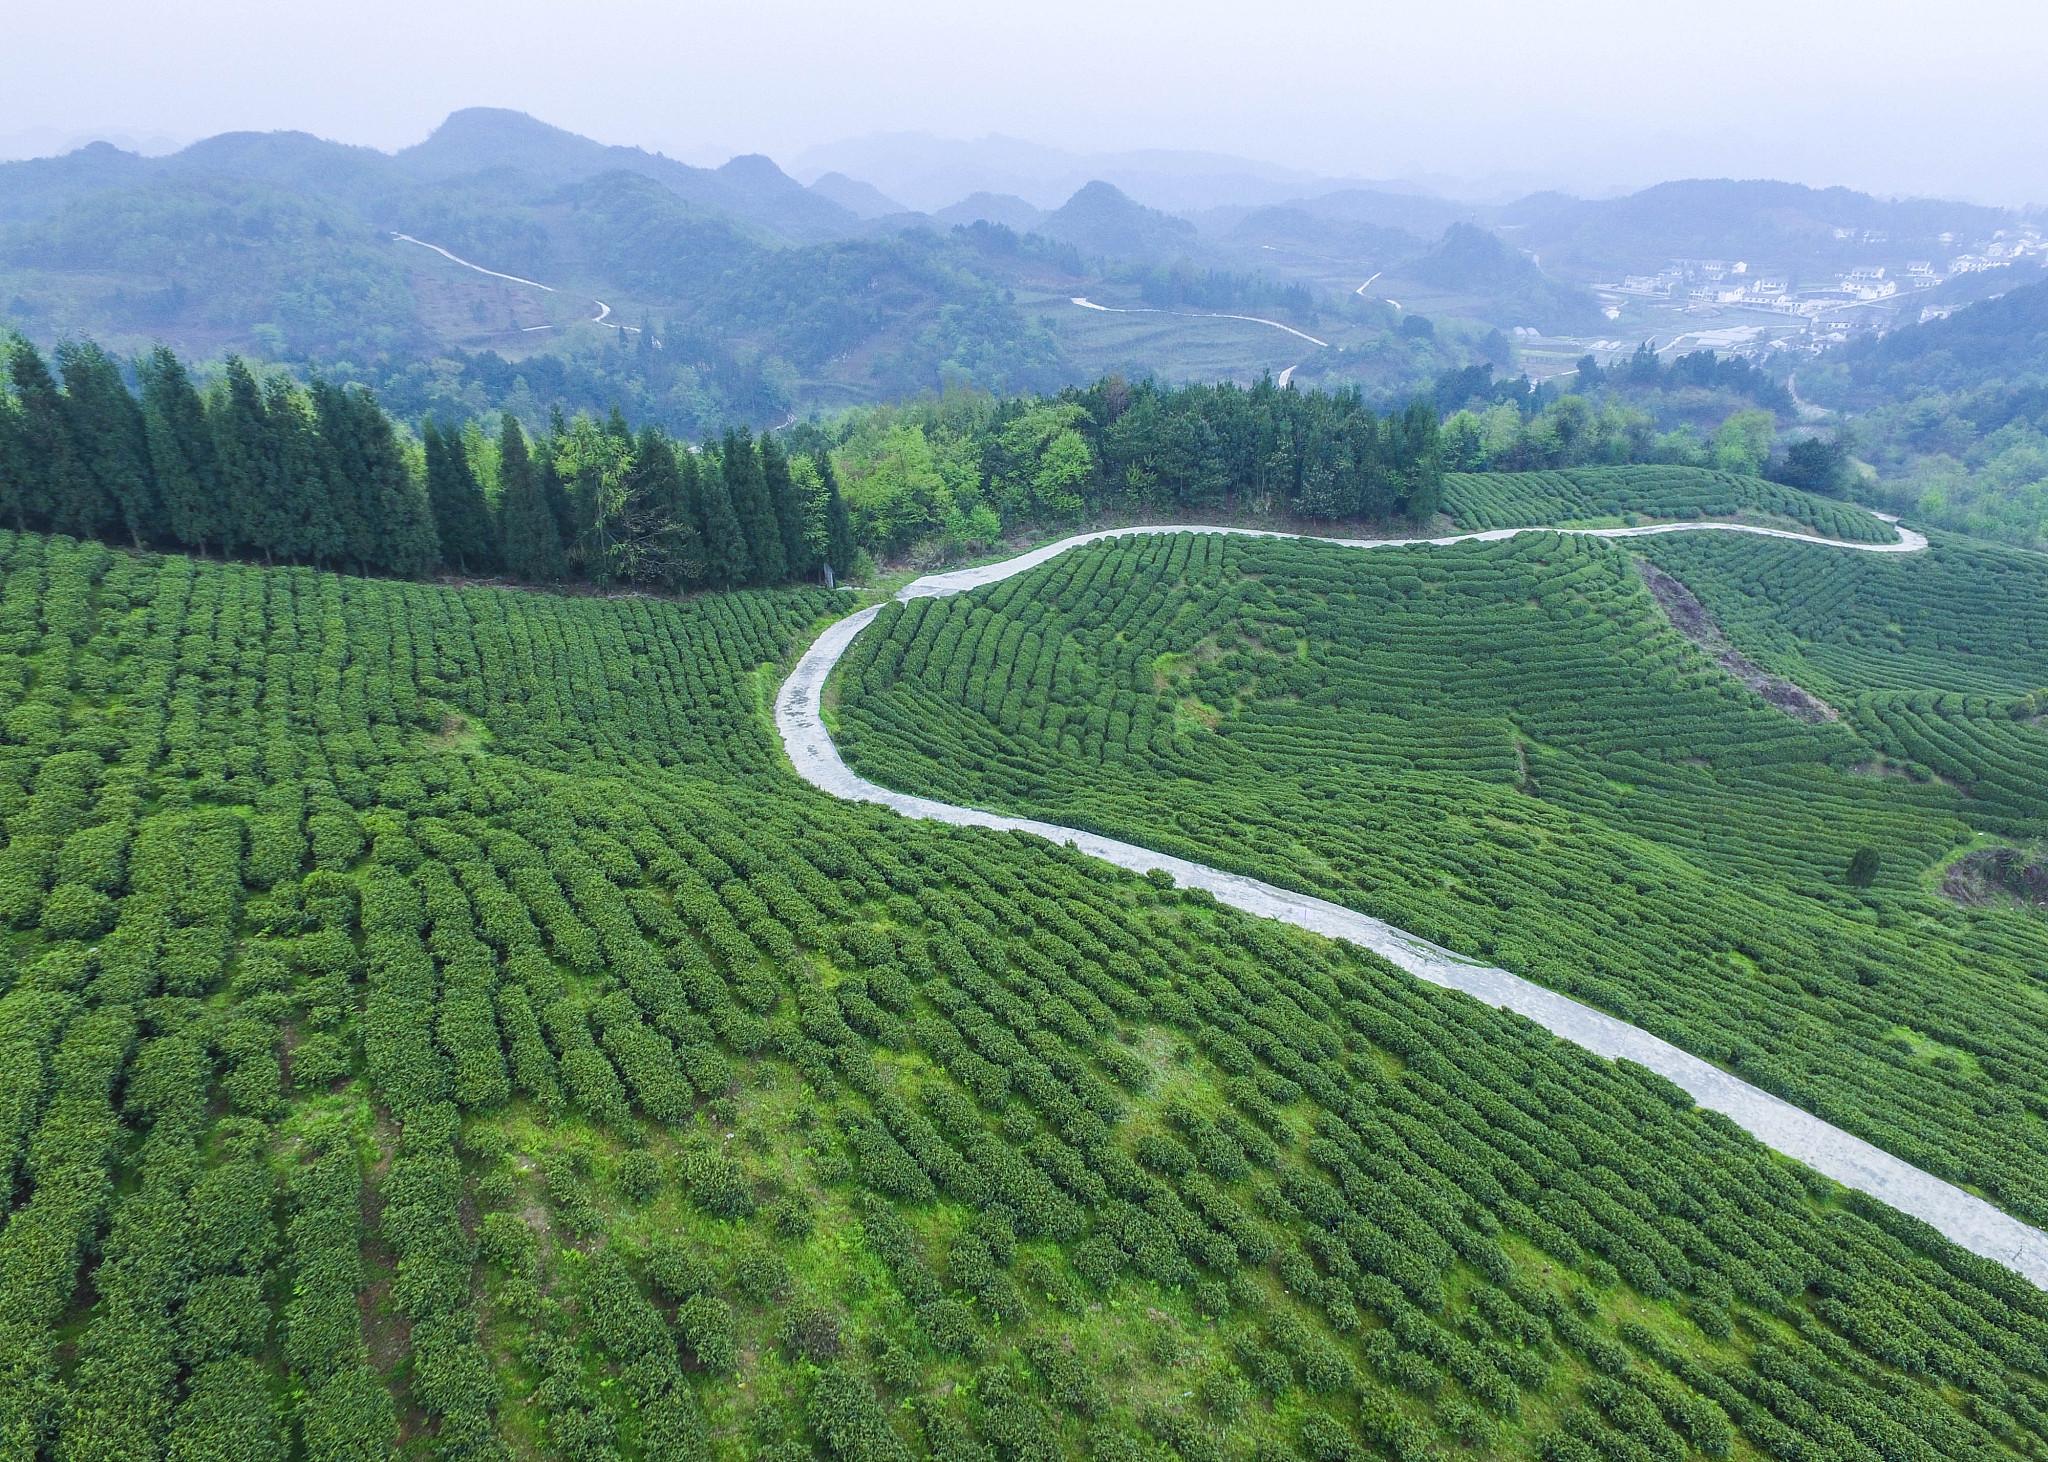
[1943,848,2048,910]
[1639,560,1839,723]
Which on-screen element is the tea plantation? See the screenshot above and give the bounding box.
[1439,466,1898,541]
[833,525,2048,1230]
[3,499,2048,1459]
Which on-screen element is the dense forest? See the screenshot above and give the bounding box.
[0,336,1448,589]
[0,337,858,595]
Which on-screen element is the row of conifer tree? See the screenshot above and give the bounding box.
[0,336,857,592]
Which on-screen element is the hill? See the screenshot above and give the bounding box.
[1816,272,2048,403]
[1036,180,1202,264]
[833,493,2048,1228]
[808,170,909,220]
[1399,222,1603,331]
[0,508,2043,1458]
[931,191,1045,232]
[1500,178,2017,283]
[397,108,859,243]
[0,113,1094,431]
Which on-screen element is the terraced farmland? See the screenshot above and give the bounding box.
[833,525,2048,1233]
[1442,466,1896,541]
[2,522,2047,1457]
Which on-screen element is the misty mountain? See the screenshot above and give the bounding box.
[0,140,154,226]
[793,131,1383,214]
[1401,222,1603,331]
[0,107,1508,433]
[398,108,859,242]
[1500,178,2018,282]
[1272,187,1479,241]
[808,170,908,220]
[1214,205,1424,266]
[930,192,1045,232]
[1036,181,1200,263]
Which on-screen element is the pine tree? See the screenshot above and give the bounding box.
[56,340,156,546]
[211,358,272,557]
[0,393,23,536]
[262,377,336,563]
[629,429,703,590]
[309,378,381,571]
[760,432,811,581]
[821,453,857,588]
[6,337,88,534]
[138,346,222,554]
[350,389,438,576]
[496,417,566,583]
[692,443,748,590]
[424,420,499,574]
[722,428,785,585]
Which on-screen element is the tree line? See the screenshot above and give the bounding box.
[804,374,1447,564]
[1,334,1460,592]
[0,336,858,592]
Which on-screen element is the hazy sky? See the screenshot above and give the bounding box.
[4,0,2043,203]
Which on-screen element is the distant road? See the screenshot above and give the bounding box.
[1068,296,1329,347]
[391,231,634,332]
[390,233,556,293]
[1787,371,1832,423]
[1069,295,1328,389]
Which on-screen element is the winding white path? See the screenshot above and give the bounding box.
[776,512,2048,1289]
[390,232,638,332]
[1070,296,1330,348]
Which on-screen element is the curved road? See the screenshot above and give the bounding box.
[1069,295,1330,348]
[775,514,2048,1289]
[391,232,636,333]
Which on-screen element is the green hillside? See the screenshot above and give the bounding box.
[832,511,2048,1230]
[1441,466,1892,540]
[0,514,2045,1459]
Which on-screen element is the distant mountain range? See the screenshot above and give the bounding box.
[2,107,2032,434]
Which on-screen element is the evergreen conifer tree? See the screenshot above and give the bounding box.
[721,428,785,584]
[630,428,703,590]
[310,378,380,571]
[497,417,566,583]
[424,420,499,573]
[6,338,87,534]
[56,340,155,546]
[0,393,22,537]
[693,443,749,589]
[821,453,857,588]
[138,347,221,554]
[212,358,271,557]
[350,389,438,576]
[760,432,811,580]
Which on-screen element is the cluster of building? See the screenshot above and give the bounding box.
[1603,224,2045,341]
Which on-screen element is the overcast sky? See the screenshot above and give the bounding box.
[3,0,2043,204]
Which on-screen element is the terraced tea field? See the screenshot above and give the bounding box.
[831,518,2048,1236]
[4,484,2048,1459]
